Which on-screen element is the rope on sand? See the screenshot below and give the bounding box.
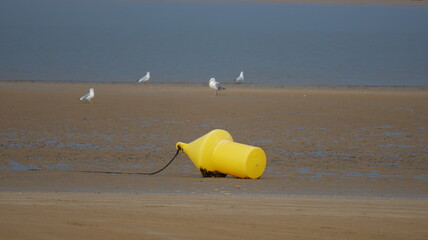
[30,146,182,176]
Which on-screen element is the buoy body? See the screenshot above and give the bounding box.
[176,129,266,179]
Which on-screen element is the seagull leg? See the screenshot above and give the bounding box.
[89,99,92,104]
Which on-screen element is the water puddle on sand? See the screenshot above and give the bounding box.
[379,125,394,129]
[273,147,359,160]
[2,159,426,184]
[119,164,142,169]
[0,160,70,171]
[0,156,166,173]
[44,162,71,170]
[0,138,162,151]
[295,168,337,179]
[383,132,407,136]
[311,172,336,178]
[339,170,404,180]
[380,144,418,148]
[297,167,311,174]
[413,175,428,181]
[264,166,412,182]
[162,120,183,124]
[0,160,39,170]
[264,166,289,177]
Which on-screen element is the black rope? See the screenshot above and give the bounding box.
[29,147,181,176]
[77,148,181,176]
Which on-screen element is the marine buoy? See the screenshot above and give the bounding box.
[176,129,266,179]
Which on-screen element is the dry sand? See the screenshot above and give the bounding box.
[0,82,427,239]
[1,192,428,240]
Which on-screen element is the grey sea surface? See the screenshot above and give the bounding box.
[0,0,427,86]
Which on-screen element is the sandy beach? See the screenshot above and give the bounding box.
[1,192,427,240]
[0,82,427,239]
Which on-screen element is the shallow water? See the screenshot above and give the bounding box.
[1,0,427,86]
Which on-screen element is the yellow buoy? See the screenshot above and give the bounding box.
[176,129,266,179]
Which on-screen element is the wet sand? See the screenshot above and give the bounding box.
[1,82,427,195]
[0,82,427,239]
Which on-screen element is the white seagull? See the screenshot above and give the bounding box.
[137,72,150,83]
[80,88,94,104]
[235,71,244,84]
[209,78,225,96]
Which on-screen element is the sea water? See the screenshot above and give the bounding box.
[0,0,427,86]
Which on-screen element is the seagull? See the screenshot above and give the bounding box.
[209,78,225,96]
[137,72,150,83]
[80,88,94,104]
[235,71,244,84]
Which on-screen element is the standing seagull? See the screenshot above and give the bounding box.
[235,71,244,84]
[80,88,94,104]
[137,72,150,83]
[209,78,225,96]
